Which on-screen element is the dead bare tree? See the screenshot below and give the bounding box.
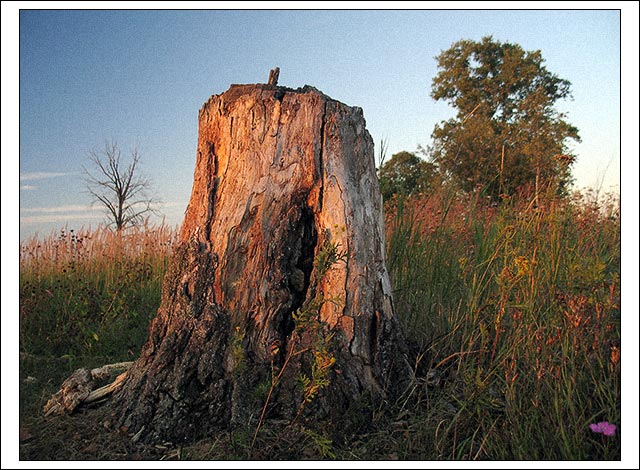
[84,141,158,231]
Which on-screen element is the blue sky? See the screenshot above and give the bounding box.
[7,6,630,240]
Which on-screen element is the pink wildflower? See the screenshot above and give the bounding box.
[589,421,617,436]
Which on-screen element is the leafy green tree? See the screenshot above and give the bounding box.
[378,151,437,200]
[429,36,580,200]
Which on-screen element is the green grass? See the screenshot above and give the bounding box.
[18,188,621,460]
[19,225,177,358]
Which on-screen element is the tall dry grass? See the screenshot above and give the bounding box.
[385,186,621,459]
[18,185,621,460]
[19,223,180,358]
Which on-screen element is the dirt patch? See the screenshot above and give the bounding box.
[19,354,168,460]
[19,404,170,460]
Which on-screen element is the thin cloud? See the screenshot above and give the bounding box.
[19,172,70,181]
[20,204,102,225]
[20,204,94,214]
[20,212,103,225]
[19,197,180,228]
[20,185,37,190]
[19,202,174,225]
[20,202,181,215]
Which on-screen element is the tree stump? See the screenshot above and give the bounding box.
[113,82,413,444]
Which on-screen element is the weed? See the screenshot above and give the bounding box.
[250,238,343,455]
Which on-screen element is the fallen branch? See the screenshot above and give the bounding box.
[43,361,133,417]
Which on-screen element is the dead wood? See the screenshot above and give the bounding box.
[43,362,133,417]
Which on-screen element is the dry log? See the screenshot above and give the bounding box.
[84,371,128,404]
[43,362,132,417]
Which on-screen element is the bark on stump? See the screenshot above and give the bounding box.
[114,83,412,444]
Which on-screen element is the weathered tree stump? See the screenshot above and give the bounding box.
[113,81,413,444]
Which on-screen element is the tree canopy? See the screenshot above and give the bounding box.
[429,36,580,200]
[378,151,437,201]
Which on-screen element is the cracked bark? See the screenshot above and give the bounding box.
[113,83,413,444]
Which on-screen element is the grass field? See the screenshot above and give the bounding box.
[18,188,621,460]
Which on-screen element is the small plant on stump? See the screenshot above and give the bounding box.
[250,239,346,455]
